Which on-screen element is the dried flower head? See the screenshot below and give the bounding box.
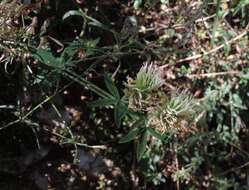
[166,90,197,120]
[0,0,36,59]
[148,90,199,134]
[124,64,201,136]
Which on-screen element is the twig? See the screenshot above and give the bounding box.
[176,29,248,63]
[0,105,15,109]
[47,35,64,53]
[131,140,138,190]
[0,54,5,62]
[174,142,180,190]
[221,161,249,175]
[0,82,73,131]
[160,28,248,69]
[195,14,216,23]
[112,61,121,79]
[51,130,107,150]
[186,70,240,79]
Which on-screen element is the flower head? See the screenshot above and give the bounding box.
[148,90,199,134]
[126,63,164,93]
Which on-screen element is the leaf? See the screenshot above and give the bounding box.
[63,38,100,57]
[31,49,63,69]
[119,127,140,143]
[104,74,120,99]
[231,94,247,109]
[88,98,116,108]
[63,71,113,99]
[147,128,165,141]
[88,21,107,30]
[160,0,168,4]
[137,130,148,161]
[62,10,83,21]
[114,101,128,128]
[133,0,142,9]
[240,72,249,80]
[119,118,147,143]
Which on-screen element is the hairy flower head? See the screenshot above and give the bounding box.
[125,63,164,93]
[148,90,200,134]
[124,63,164,112]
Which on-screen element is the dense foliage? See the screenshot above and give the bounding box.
[0,0,248,189]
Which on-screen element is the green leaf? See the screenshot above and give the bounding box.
[137,130,148,161]
[119,118,147,143]
[160,0,168,4]
[231,94,247,109]
[147,128,165,141]
[63,71,113,99]
[31,49,64,69]
[104,74,120,99]
[114,101,127,128]
[63,9,109,31]
[119,127,140,143]
[88,98,116,107]
[62,10,83,21]
[133,0,142,9]
[63,38,100,57]
[88,21,107,30]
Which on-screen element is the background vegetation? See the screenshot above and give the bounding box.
[0,0,248,189]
